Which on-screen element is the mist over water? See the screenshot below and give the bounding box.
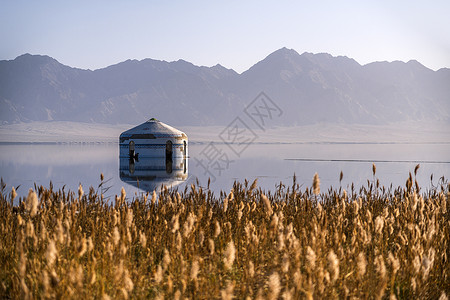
[1,142,449,201]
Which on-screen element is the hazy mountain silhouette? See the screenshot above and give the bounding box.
[1,48,449,126]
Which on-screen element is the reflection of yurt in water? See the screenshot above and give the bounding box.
[119,118,188,191]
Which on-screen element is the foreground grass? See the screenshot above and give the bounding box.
[0,171,449,299]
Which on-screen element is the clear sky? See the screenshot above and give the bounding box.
[1,0,449,73]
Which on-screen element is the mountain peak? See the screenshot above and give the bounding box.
[243,47,302,75]
[14,53,58,65]
[208,63,238,78]
[211,63,236,72]
[244,48,361,77]
[269,47,301,59]
[406,59,430,71]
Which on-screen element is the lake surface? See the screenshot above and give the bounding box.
[1,142,449,201]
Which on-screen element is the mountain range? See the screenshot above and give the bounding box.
[1,48,449,126]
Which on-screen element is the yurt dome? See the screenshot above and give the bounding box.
[120,118,187,142]
[119,118,188,191]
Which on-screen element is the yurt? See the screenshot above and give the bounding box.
[119,118,188,191]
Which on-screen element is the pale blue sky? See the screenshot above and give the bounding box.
[1,0,449,72]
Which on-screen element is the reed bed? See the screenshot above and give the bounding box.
[0,169,449,299]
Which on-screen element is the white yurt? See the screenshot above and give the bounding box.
[119,118,188,191]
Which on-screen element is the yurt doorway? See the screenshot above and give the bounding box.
[129,141,137,160]
[166,140,173,173]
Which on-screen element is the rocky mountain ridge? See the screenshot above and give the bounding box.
[1,48,449,126]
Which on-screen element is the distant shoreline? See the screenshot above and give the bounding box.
[1,120,450,144]
[2,141,450,146]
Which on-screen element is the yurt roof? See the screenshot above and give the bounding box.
[120,118,187,139]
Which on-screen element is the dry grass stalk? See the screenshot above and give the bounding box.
[313,173,320,195]
[0,174,448,299]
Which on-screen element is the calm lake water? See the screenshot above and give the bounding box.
[1,142,449,201]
